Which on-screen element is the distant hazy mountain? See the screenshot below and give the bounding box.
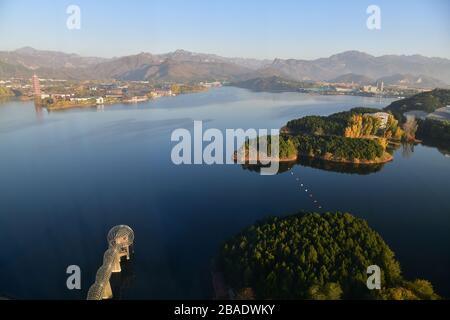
[0,48,257,82]
[90,51,254,82]
[0,47,449,86]
[0,60,33,78]
[376,74,448,89]
[0,47,107,70]
[261,51,450,85]
[328,73,448,89]
[158,49,271,70]
[329,73,374,85]
[90,53,162,79]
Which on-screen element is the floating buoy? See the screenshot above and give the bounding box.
[290,171,325,212]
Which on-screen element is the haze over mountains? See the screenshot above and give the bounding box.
[328,73,448,89]
[1,47,449,87]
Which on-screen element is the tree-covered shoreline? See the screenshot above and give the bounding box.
[217,212,440,300]
[383,89,450,144]
[384,89,450,122]
[239,107,401,165]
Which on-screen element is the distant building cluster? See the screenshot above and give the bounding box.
[149,89,174,99]
[21,75,201,108]
[360,81,384,94]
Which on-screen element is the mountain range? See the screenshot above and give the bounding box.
[1,47,449,87]
[328,73,448,89]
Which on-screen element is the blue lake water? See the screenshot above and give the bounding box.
[0,87,449,299]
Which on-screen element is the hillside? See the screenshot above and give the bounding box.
[0,60,33,78]
[0,47,106,70]
[329,73,374,85]
[384,89,450,120]
[218,212,440,300]
[1,48,450,85]
[0,48,254,82]
[377,74,448,89]
[260,51,450,84]
[230,76,315,92]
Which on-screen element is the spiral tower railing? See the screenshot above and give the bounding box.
[87,225,134,300]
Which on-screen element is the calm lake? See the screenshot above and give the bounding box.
[0,87,449,299]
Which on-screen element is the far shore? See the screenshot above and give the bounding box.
[45,101,118,111]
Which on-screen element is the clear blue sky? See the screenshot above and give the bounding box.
[0,0,448,59]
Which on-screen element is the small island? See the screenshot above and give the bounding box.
[238,107,404,165]
[217,212,440,300]
[281,107,404,164]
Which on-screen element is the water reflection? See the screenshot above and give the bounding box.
[421,139,450,157]
[401,142,416,159]
[34,103,44,120]
[1,88,449,298]
[241,156,386,175]
[400,140,450,158]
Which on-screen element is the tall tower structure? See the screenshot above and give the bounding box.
[32,74,41,97]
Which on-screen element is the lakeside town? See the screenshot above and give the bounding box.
[0,73,435,111]
[0,75,222,110]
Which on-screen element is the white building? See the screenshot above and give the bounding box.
[362,85,379,94]
[366,112,391,129]
[70,97,91,102]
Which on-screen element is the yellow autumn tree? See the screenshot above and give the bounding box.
[345,114,381,138]
[344,114,363,138]
[383,114,404,140]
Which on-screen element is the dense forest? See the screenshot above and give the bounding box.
[290,134,386,162]
[218,212,440,300]
[285,107,402,140]
[240,132,387,163]
[285,107,381,136]
[239,135,298,161]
